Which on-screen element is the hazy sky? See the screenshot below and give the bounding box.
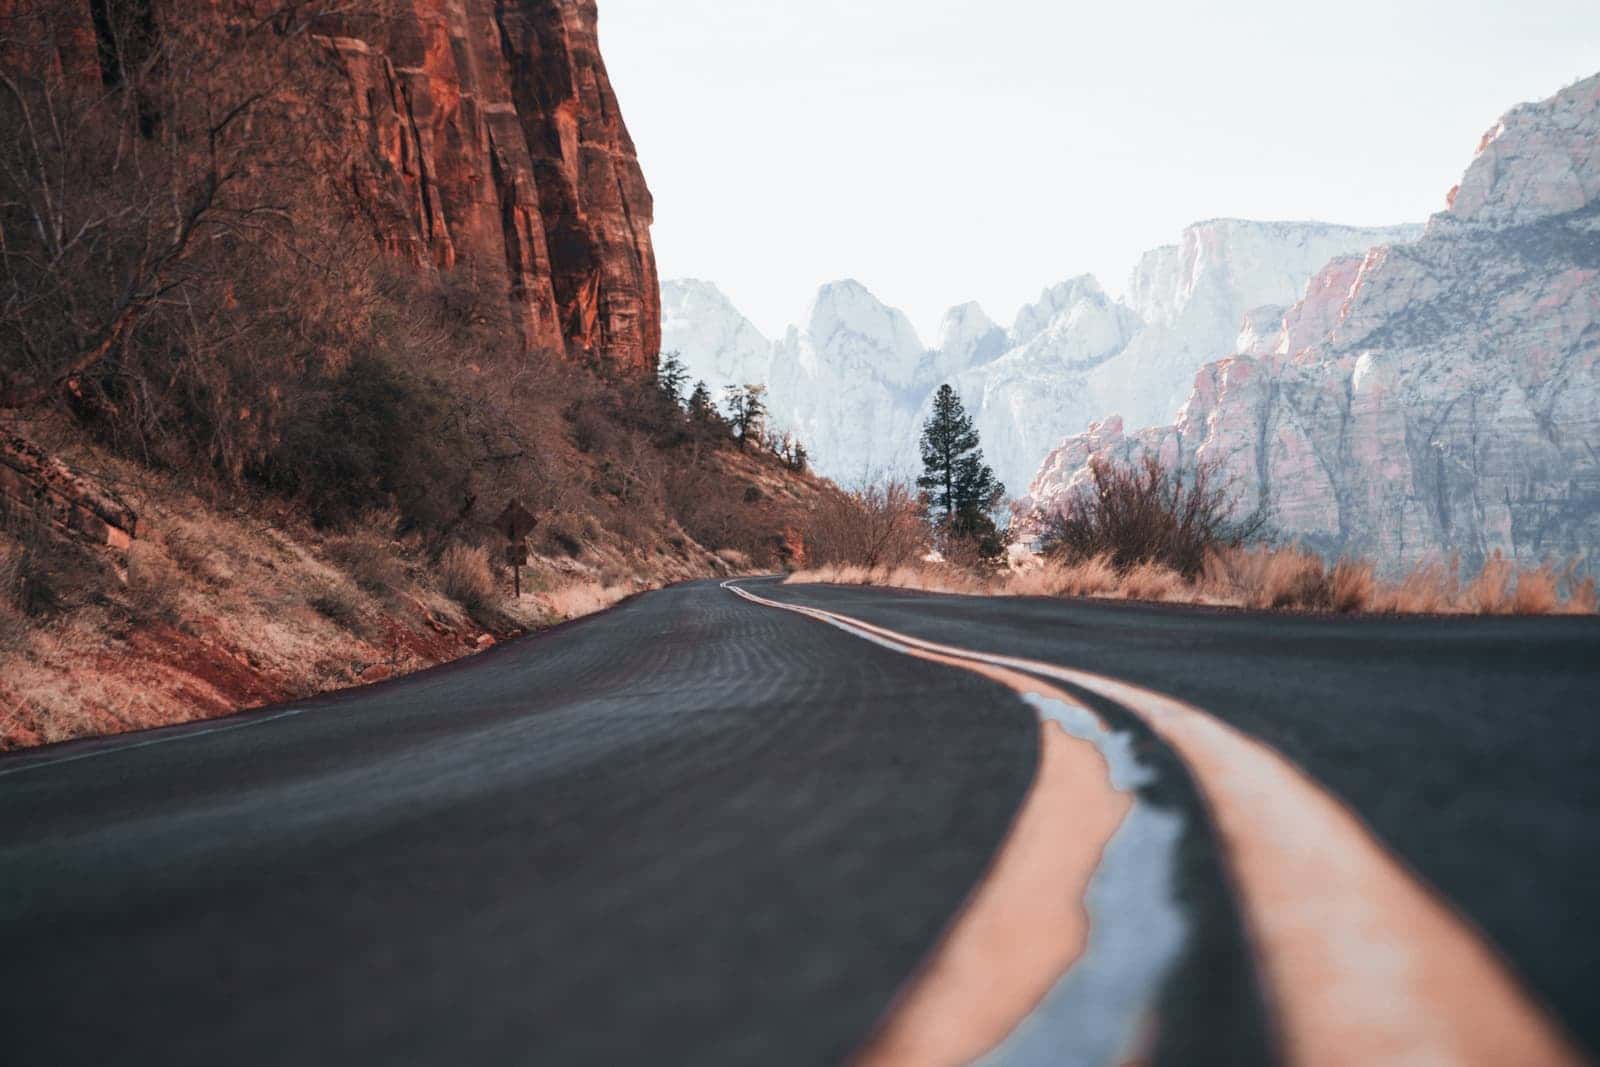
[599,1,1600,341]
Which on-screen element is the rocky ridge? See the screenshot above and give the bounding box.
[1023,74,1600,571]
[663,221,1417,486]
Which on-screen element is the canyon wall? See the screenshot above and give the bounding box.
[1024,74,1600,571]
[326,0,659,365]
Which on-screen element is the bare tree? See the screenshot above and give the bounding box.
[0,0,392,476]
[804,478,927,569]
[1037,454,1268,577]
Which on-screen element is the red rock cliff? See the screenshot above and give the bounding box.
[328,0,659,366]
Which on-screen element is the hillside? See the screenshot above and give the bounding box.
[0,0,825,747]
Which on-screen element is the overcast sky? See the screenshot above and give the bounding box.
[599,0,1600,342]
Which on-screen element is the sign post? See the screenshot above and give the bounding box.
[495,500,537,599]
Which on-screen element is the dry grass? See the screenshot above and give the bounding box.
[1379,558,1462,614]
[1511,565,1561,616]
[1464,552,1516,614]
[540,579,636,622]
[790,545,1598,616]
[1119,561,1185,602]
[328,534,408,599]
[125,541,183,622]
[439,545,496,611]
[715,548,753,572]
[306,579,365,634]
[1328,561,1377,614]
[1205,546,1328,610]
[1564,575,1598,615]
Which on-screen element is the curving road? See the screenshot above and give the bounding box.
[1,577,1596,1065]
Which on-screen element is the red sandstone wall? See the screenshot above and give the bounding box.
[327,0,659,367]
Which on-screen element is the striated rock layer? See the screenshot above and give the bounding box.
[324,0,658,365]
[1024,74,1600,572]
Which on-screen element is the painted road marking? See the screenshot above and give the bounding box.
[726,579,1587,1067]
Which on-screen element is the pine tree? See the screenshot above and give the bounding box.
[687,380,716,422]
[918,384,1006,556]
[722,383,768,449]
[656,351,689,410]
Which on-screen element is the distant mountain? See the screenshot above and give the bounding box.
[662,220,1419,487]
[1023,74,1600,571]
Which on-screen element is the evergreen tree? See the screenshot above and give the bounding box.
[918,384,1006,556]
[722,383,768,449]
[687,380,716,423]
[656,351,689,410]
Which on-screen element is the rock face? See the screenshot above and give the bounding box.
[664,221,1417,486]
[1024,74,1600,571]
[327,0,658,366]
[659,280,772,396]
[0,427,136,550]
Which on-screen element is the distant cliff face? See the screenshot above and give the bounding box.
[662,220,1417,487]
[1024,74,1600,572]
[329,0,658,366]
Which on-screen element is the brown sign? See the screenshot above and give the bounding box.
[495,500,537,543]
[505,543,529,566]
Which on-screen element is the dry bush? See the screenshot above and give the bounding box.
[0,544,26,652]
[439,545,496,612]
[307,580,364,634]
[1206,546,1329,610]
[0,540,22,610]
[541,515,586,558]
[715,548,752,572]
[1378,557,1462,615]
[543,580,633,621]
[802,479,927,570]
[1464,552,1516,614]
[1118,561,1185,602]
[125,541,183,623]
[786,563,989,596]
[1055,555,1122,598]
[1040,455,1264,578]
[1008,555,1120,599]
[1564,574,1598,615]
[1328,560,1377,614]
[1511,565,1561,615]
[328,536,407,599]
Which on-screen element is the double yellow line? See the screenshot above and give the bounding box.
[725,578,1586,1067]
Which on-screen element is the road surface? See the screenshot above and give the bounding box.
[1,577,1595,1065]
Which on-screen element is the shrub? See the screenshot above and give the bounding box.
[329,536,407,599]
[1464,552,1516,614]
[307,580,365,632]
[1119,561,1185,602]
[1328,560,1377,614]
[125,541,183,623]
[439,544,496,611]
[1564,574,1598,615]
[1380,557,1461,614]
[715,548,752,571]
[1212,546,1329,610]
[804,480,927,569]
[1509,566,1559,615]
[1039,455,1264,578]
[255,352,473,530]
[542,516,585,558]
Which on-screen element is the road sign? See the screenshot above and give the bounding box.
[496,500,537,542]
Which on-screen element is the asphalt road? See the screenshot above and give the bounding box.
[1,577,1595,1064]
[757,578,1600,1059]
